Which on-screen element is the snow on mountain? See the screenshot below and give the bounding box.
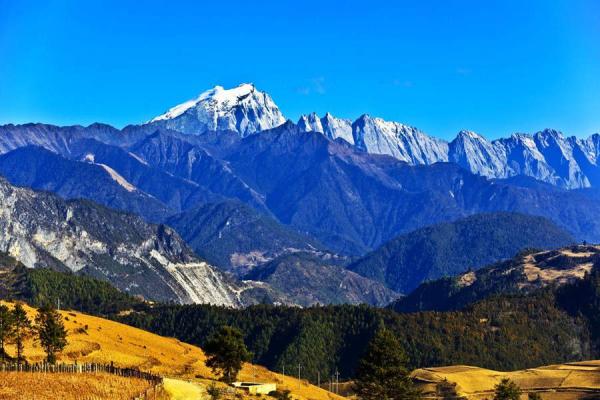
[146,83,600,188]
[352,115,449,164]
[149,83,286,137]
[297,112,354,145]
[449,130,508,178]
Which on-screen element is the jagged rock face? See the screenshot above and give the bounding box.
[449,130,509,178]
[449,129,597,189]
[297,112,354,145]
[149,83,286,137]
[0,177,244,306]
[352,115,449,164]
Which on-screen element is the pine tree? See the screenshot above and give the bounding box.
[354,327,421,400]
[494,378,521,400]
[0,304,15,362]
[204,326,252,383]
[35,304,68,364]
[12,303,31,366]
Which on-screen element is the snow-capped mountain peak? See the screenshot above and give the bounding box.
[143,83,600,189]
[148,83,286,137]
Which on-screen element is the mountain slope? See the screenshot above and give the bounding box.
[4,121,600,257]
[0,146,172,221]
[0,252,141,315]
[218,123,600,253]
[243,252,398,306]
[393,244,600,312]
[165,200,323,274]
[0,176,245,305]
[348,212,575,293]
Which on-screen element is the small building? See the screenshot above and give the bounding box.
[231,381,277,395]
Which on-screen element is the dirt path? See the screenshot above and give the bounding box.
[163,378,206,400]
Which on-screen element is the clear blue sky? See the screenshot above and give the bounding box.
[0,0,598,139]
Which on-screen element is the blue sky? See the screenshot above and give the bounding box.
[0,0,598,139]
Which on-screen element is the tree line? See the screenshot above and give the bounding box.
[0,302,67,365]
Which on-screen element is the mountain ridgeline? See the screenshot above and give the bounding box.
[3,121,600,258]
[1,82,600,308]
[348,213,575,293]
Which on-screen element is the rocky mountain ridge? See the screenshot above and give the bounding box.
[145,83,599,189]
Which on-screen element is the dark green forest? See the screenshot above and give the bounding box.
[120,288,594,382]
[0,257,141,316]
[2,251,600,384]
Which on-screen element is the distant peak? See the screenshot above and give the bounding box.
[147,83,285,137]
[149,83,260,123]
[535,128,564,139]
[457,130,486,141]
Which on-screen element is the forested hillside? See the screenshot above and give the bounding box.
[121,283,596,382]
[393,245,600,312]
[348,212,575,293]
[0,253,141,315]
[4,249,599,387]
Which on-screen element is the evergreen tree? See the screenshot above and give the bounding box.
[494,378,521,400]
[35,304,68,364]
[204,326,252,383]
[12,303,31,366]
[354,327,421,400]
[0,304,15,362]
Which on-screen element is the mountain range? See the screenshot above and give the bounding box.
[0,176,390,307]
[147,83,600,189]
[1,82,600,307]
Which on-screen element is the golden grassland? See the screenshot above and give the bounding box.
[412,361,600,400]
[0,371,158,400]
[0,301,346,400]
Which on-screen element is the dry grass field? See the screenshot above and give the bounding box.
[0,371,156,400]
[413,361,600,400]
[0,301,345,400]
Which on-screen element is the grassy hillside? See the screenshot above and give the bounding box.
[413,361,600,399]
[348,212,575,293]
[0,372,157,400]
[0,301,345,400]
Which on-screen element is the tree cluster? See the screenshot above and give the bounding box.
[0,302,67,365]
